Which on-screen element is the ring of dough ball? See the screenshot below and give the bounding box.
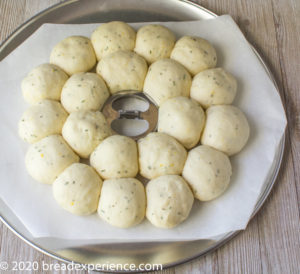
[61,72,110,113]
[98,178,146,228]
[96,50,148,94]
[158,97,205,149]
[21,63,68,104]
[25,135,79,184]
[62,110,111,158]
[191,68,237,108]
[90,135,138,179]
[134,24,176,64]
[91,21,136,61]
[146,175,194,228]
[182,145,232,201]
[53,163,102,215]
[138,132,187,179]
[143,59,191,106]
[19,100,68,143]
[171,36,217,75]
[201,105,250,155]
[50,36,96,75]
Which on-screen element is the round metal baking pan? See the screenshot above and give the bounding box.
[0,0,285,272]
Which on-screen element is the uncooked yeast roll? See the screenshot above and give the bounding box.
[201,105,250,155]
[90,135,138,179]
[53,163,102,215]
[146,175,194,228]
[182,145,232,201]
[158,96,205,149]
[96,50,147,94]
[25,135,79,184]
[19,100,68,143]
[98,178,146,228]
[61,72,110,113]
[143,58,191,106]
[190,68,237,108]
[171,36,217,75]
[50,36,96,75]
[138,132,187,179]
[134,24,176,64]
[21,63,68,104]
[91,21,136,61]
[62,110,111,158]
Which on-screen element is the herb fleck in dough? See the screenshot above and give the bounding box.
[98,178,146,228]
[19,100,68,143]
[61,72,110,113]
[146,175,194,228]
[50,36,96,75]
[90,135,138,179]
[171,36,217,75]
[191,68,237,108]
[158,96,205,149]
[134,24,176,63]
[21,63,68,104]
[53,163,102,215]
[183,145,232,201]
[25,135,79,184]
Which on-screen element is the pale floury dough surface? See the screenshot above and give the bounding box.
[146,175,194,228]
[61,72,109,113]
[158,97,205,149]
[201,105,250,155]
[134,24,176,63]
[25,135,79,184]
[138,132,187,179]
[22,63,68,104]
[98,178,146,228]
[53,163,102,215]
[182,145,232,201]
[96,50,148,94]
[143,59,191,105]
[191,68,237,108]
[91,21,136,61]
[62,110,111,158]
[90,135,138,179]
[171,36,217,75]
[50,36,96,75]
[18,100,68,143]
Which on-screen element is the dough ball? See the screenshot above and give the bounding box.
[182,145,232,201]
[143,59,191,105]
[146,175,194,228]
[138,132,187,179]
[134,24,176,63]
[61,72,109,113]
[98,178,146,228]
[171,36,217,75]
[53,163,102,215]
[21,63,68,104]
[91,21,136,61]
[191,68,237,108]
[201,105,250,155]
[90,135,138,179]
[158,97,205,149]
[50,36,96,75]
[19,100,68,143]
[25,135,79,184]
[96,50,148,94]
[62,110,111,158]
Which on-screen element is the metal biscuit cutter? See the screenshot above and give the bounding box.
[102,90,158,140]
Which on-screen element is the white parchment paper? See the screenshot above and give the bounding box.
[0,15,286,241]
